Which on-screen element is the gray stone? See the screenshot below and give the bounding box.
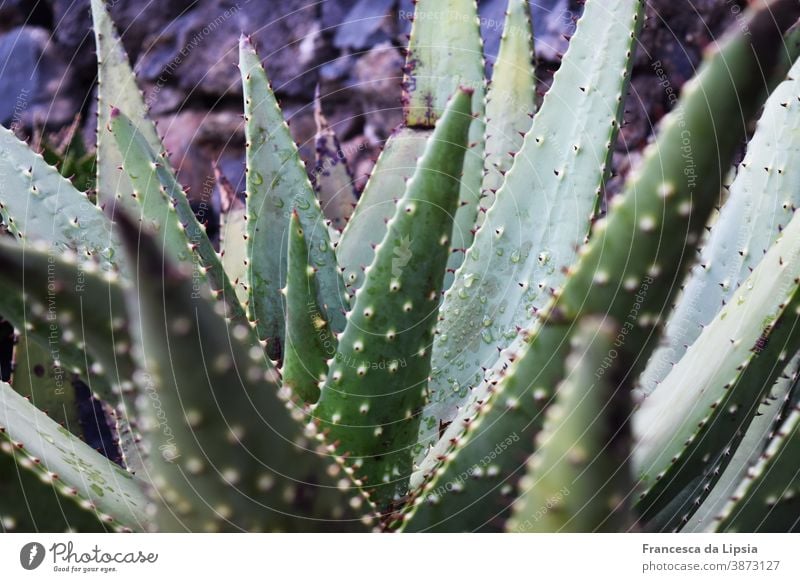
[49,0,101,80]
[333,0,395,50]
[320,53,356,85]
[48,0,198,62]
[0,27,40,127]
[353,42,404,140]
[0,26,81,130]
[136,0,326,100]
[322,0,358,32]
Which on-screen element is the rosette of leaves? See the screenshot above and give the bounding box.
[0,0,799,533]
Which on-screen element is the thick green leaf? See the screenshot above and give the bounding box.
[421,0,643,457]
[0,381,150,531]
[282,211,337,404]
[403,320,573,531]
[90,0,164,210]
[684,356,800,532]
[714,405,800,532]
[313,89,474,523]
[0,126,115,266]
[11,333,81,435]
[114,210,362,532]
[507,318,633,533]
[0,241,144,473]
[479,0,537,224]
[110,109,250,328]
[403,0,484,128]
[0,324,111,532]
[0,241,131,405]
[0,442,106,532]
[640,54,800,395]
[337,128,433,292]
[312,95,357,233]
[633,208,800,530]
[216,163,249,306]
[240,36,346,359]
[403,0,486,284]
[405,0,798,532]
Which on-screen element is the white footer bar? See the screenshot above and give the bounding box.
[0,533,797,580]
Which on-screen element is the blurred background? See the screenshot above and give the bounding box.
[0,0,746,219]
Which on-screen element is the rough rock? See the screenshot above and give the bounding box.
[136,0,326,99]
[0,26,82,130]
[333,0,396,50]
[48,0,198,74]
[353,42,405,140]
[155,109,244,202]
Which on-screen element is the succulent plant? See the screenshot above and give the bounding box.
[1,0,799,533]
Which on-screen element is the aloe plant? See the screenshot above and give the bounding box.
[1,0,799,533]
